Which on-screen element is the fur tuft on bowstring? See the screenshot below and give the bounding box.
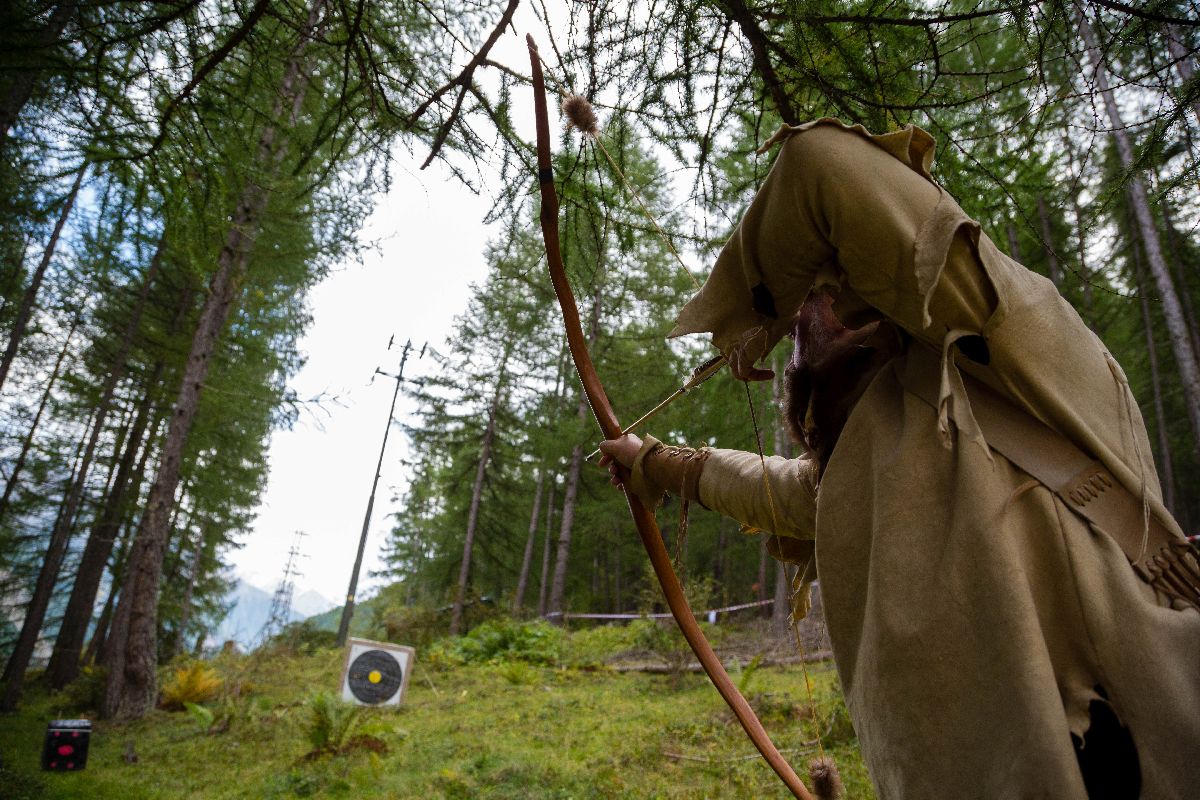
[562,94,600,137]
[808,755,844,800]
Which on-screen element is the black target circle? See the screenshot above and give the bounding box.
[347,649,403,704]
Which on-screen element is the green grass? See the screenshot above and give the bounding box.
[0,631,874,799]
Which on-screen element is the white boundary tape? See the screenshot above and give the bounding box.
[543,597,774,621]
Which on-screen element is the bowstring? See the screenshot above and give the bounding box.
[543,54,704,601]
[548,60,826,760]
[538,54,700,293]
[744,378,827,761]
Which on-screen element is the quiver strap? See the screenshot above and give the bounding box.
[900,346,1200,610]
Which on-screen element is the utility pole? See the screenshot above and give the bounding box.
[336,338,423,646]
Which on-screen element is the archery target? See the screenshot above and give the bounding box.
[339,638,414,707]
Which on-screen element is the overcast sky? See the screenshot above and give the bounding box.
[234,20,554,602]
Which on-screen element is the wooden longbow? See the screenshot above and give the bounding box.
[526,35,812,800]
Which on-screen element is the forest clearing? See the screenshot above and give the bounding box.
[2,0,1199,797]
[0,619,872,799]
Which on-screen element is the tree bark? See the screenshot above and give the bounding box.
[0,1,77,146]
[46,360,166,689]
[547,282,604,623]
[547,396,587,622]
[713,525,726,584]
[757,537,769,618]
[0,165,84,395]
[512,469,544,613]
[1005,221,1024,265]
[1078,5,1200,458]
[450,360,506,636]
[0,314,78,522]
[1130,229,1177,513]
[772,562,791,626]
[2,239,162,705]
[0,403,98,696]
[85,414,162,669]
[1036,195,1063,289]
[1158,200,1200,365]
[770,359,792,626]
[172,526,208,657]
[0,240,160,709]
[1164,24,1200,128]
[102,1,325,719]
[537,478,556,617]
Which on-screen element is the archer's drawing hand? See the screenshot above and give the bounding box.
[597,434,643,488]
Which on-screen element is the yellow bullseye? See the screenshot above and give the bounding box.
[368,670,382,684]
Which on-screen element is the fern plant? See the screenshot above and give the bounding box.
[303,692,362,756]
[160,662,222,710]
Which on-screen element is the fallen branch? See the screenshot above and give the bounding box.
[611,650,833,673]
[664,744,818,764]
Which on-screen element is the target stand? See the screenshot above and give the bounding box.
[339,638,414,707]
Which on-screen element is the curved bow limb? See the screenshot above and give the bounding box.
[526,35,812,800]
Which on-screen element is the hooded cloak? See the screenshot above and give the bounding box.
[655,119,1200,798]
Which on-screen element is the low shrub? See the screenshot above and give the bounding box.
[302,691,362,758]
[273,621,337,654]
[561,623,642,666]
[429,619,563,667]
[494,661,539,685]
[55,664,107,713]
[160,661,222,710]
[371,604,444,650]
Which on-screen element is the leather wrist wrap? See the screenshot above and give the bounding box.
[628,434,711,509]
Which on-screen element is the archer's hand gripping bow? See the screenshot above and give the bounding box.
[526,35,813,800]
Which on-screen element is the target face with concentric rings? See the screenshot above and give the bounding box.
[346,649,403,704]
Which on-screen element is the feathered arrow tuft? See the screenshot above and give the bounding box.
[808,755,844,800]
[562,94,600,137]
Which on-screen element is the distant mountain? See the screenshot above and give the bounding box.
[212,581,337,647]
[292,589,337,618]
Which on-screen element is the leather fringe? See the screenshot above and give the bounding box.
[1144,540,1200,609]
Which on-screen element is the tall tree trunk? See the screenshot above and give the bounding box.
[450,360,506,636]
[0,1,77,145]
[47,361,165,689]
[102,2,325,720]
[1078,5,1200,458]
[613,538,622,613]
[1005,221,1024,265]
[770,359,793,626]
[537,478,556,617]
[512,469,545,613]
[772,562,791,626]
[547,396,587,623]
[1131,231,1177,512]
[1158,200,1200,364]
[0,238,161,708]
[172,525,208,657]
[547,282,604,623]
[1164,24,1200,128]
[84,534,131,667]
[0,165,84,394]
[0,314,78,522]
[85,414,162,670]
[713,526,726,584]
[757,537,769,618]
[0,403,98,697]
[1060,131,1097,328]
[1036,195,1063,289]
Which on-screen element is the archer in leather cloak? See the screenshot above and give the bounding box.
[606,120,1200,799]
